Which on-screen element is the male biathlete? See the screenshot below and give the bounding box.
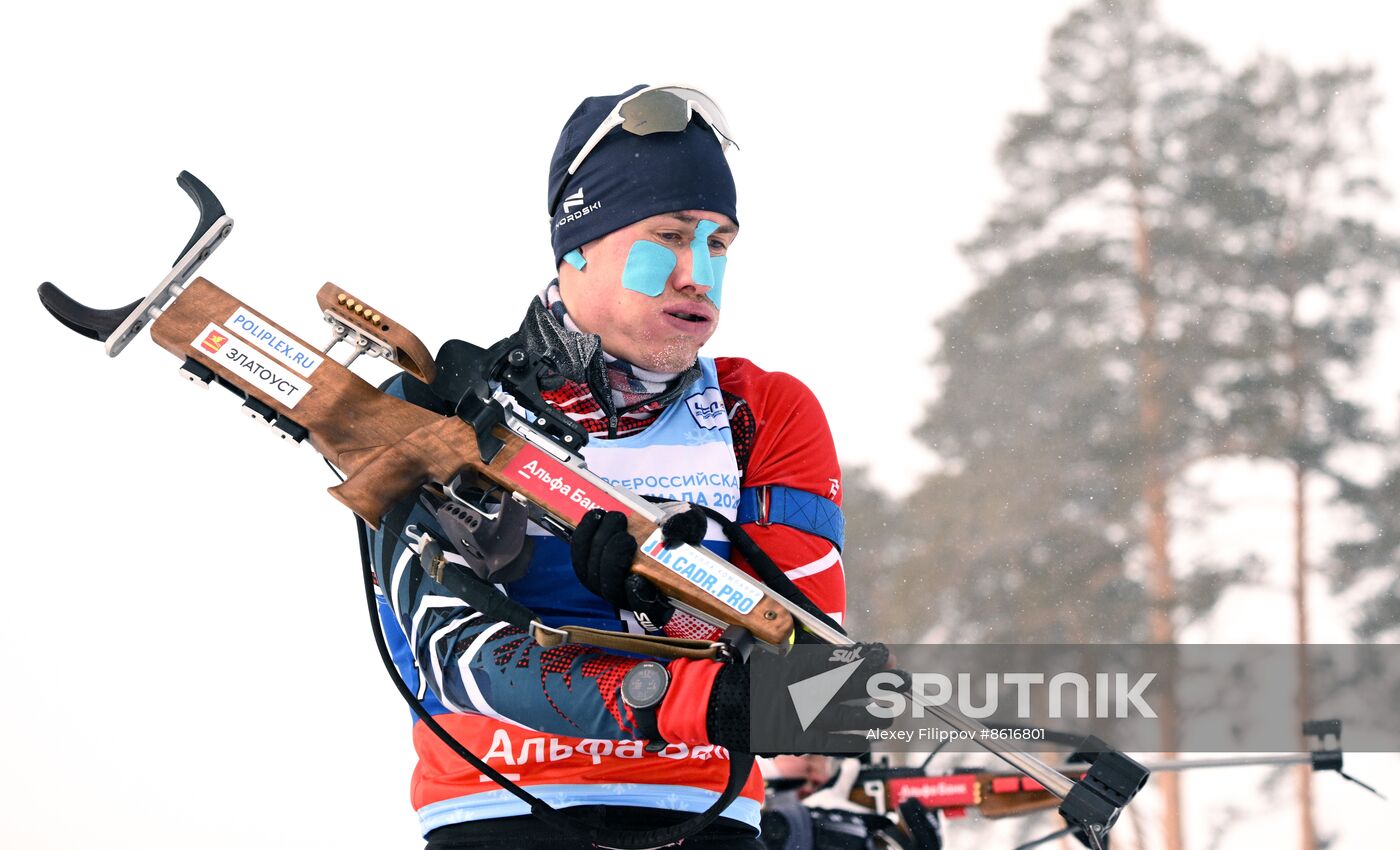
[367,84,885,849]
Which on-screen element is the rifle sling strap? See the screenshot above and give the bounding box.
[531,622,725,661]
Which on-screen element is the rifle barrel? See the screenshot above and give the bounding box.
[1142,754,1313,772]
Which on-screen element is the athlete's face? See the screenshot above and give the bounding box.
[557,210,737,373]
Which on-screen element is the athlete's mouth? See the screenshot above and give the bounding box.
[664,306,714,324]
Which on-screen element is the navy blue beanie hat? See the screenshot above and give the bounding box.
[548,84,738,267]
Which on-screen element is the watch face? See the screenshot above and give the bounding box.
[624,662,668,709]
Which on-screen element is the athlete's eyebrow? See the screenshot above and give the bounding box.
[662,212,738,235]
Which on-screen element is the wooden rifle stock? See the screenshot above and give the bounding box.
[149,277,793,645]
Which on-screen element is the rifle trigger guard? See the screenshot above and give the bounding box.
[424,479,532,584]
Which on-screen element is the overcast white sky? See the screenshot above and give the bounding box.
[2,2,1396,849]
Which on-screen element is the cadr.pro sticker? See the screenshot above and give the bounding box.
[641,530,763,614]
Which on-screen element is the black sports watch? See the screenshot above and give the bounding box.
[621,660,671,752]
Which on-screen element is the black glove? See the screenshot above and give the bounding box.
[658,503,708,549]
[704,643,908,756]
[572,508,704,632]
[571,509,637,605]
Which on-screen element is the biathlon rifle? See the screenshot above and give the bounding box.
[36,172,1149,848]
[847,719,1381,850]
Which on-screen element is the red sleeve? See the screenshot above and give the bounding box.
[716,357,847,626]
[650,359,848,746]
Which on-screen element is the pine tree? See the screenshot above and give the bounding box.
[905,2,1241,846]
[860,4,1397,846]
[1185,57,1397,850]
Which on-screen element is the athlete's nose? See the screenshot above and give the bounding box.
[669,244,712,299]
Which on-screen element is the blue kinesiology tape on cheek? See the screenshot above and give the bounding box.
[621,239,678,296]
[706,256,726,308]
[563,249,587,270]
[690,219,725,308]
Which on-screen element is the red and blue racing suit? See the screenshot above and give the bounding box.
[367,354,847,837]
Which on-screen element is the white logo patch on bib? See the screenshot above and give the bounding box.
[685,388,728,431]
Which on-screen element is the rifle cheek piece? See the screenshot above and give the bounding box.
[1056,737,1150,841]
